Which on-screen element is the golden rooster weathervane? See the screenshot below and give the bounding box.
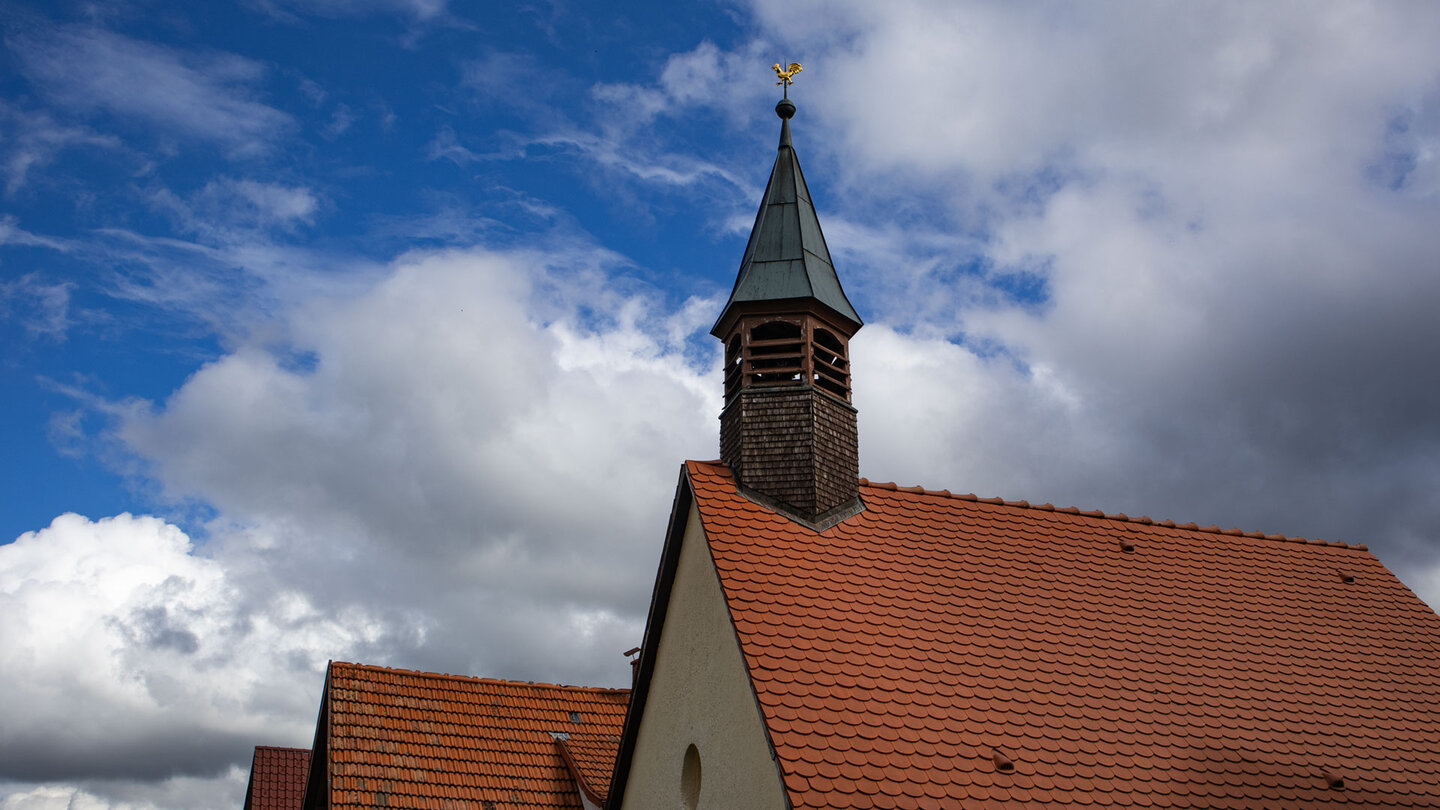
[772,62,802,98]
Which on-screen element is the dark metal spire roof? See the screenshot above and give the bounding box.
[711,98,862,336]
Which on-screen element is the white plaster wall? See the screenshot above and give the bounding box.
[618,502,789,810]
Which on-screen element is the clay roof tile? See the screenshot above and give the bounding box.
[244,746,309,810]
[684,459,1440,810]
[319,662,627,810]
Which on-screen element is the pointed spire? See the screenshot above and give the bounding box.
[710,95,862,338]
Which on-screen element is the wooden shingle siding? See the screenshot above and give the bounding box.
[721,385,858,521]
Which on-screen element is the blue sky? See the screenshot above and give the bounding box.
[4,1,1440,808]
[1,0,751,540]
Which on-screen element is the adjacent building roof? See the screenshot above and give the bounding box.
[558,734,623,808]
[243,746,309,810]
[681,458,1440,808]
[308,661,628,810]
[712,106,862,336]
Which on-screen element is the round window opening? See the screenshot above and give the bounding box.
[681,743,702,809]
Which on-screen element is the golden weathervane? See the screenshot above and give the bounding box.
[772,62,803,92]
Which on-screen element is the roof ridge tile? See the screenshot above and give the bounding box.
[712,460,1368,552]
[329,661,629,695]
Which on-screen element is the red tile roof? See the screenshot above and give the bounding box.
[243,746,309,810]
[685,459,1440,809]
[317,661,627,810]
[558,734,621,807]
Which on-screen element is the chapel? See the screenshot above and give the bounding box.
[247,75,1440,810]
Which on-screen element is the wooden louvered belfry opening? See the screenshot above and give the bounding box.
[723,313,851,404]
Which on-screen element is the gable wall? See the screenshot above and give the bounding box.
[617,501,788,810]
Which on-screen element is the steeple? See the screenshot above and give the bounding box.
[714,68,864,530]
[711,97,862,339]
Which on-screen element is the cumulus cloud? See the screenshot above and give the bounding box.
[8,245,716,807]
[113,245,718,691]
[754,0,1440,598]
[0,513,369,784]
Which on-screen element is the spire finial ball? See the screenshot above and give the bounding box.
[776,97,796,119]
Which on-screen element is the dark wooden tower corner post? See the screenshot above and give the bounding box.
[712,67,864,530]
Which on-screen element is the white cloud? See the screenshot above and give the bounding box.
[0,513,371,787]
[109,245,718,693]
[153,178,320,235]
[0,271,74,340]
[216,180,318,226]
[460,50,560,113]
[0,769,248,810]
[1403,560,1440,613]
[0,104,125,194]
[75,222,385,347]
[320,104,357,139]
[423,126,518,165]
[1,784,130,810]
[10,26,292,157]
[531,131,744,189]
[765,0,1440,564]
[761,1,1440,189]
[251,0,447,22]
[13,254,713,810]
[1,784,115,810]
[0,215,70,252]
[591,40,775,127]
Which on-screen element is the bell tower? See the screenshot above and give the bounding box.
[713,67,864,529]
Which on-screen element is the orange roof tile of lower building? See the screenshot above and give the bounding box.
[244,746,309,810]
[558,735,622,807]
[685,459,1440,809]
[316,661,628,810]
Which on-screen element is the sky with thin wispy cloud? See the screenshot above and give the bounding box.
[3,1,1440,807]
